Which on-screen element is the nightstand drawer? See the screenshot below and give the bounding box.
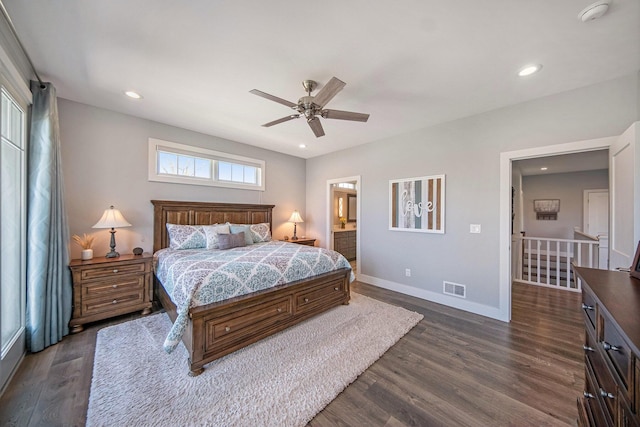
[82,290,145,316]
[81,275,145,299]
[81,262,147,280]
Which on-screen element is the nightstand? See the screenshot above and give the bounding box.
[281,238,316,246]
[68,253,153,333]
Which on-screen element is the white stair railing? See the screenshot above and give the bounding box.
[511,235,600,292]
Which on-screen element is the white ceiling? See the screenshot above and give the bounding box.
[4,0,639,159]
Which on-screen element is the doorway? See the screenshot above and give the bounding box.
[499,136,615,321]
[326,176,360,277]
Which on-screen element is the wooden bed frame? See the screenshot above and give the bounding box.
[151,200,351,376]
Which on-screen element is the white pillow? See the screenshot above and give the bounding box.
[203,224,230,249]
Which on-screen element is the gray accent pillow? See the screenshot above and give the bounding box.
[217,232,247,250]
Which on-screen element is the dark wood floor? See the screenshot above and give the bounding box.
[0,281,583,427]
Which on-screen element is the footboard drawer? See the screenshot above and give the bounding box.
[205,296,293,350]
[295,278,347,315]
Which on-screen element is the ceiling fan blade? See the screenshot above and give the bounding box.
[262,114,300,127]
[250,89,297,108]
[307,117,325,137]
[322,109,370,122]
[312,77,346,108]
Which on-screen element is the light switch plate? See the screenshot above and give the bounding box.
[470,224,481,233]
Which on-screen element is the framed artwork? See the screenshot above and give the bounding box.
[389,174,445,233]
[631,241,640,280]
[534,199,560,220]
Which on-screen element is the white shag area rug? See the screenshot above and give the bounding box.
[86,293,423,427]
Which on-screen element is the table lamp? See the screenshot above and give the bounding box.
[288,210,304,241]
[92,205,131,258]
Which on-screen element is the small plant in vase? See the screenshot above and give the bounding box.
[72,233,95,260]
[339,217,347,229]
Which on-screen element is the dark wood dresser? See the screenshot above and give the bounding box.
[574,266,640,427]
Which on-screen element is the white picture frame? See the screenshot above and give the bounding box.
[389,174,445,233]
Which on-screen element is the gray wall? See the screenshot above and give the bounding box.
[522,170,608,239]
[59,99,307,259]
[306,73,639,312]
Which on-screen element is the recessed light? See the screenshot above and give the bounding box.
[518,64,542,77]
[540,167,548,171]
[124,91,143,99]
[299,144,306,149]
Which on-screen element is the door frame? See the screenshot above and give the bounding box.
[326,176,361,276]
[499,136,614,321]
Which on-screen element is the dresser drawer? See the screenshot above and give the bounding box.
[295,278,346,314]
[582,289,597,332]
[601,314,631,392]
[80,262,147,280]
[583,362,612,427]
[206,296,293,348]
[587,336,618,422]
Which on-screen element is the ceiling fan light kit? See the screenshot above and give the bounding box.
[250,77,370,138]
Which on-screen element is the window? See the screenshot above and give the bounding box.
[148,138,265,190]
[0,85,27,390]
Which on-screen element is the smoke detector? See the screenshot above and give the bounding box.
[579,1,611,22]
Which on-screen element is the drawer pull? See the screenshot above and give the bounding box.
[277,308,282,313]
[583,391,595,399]
[113,269,119,273]
[304,298,309,303]
[334,287,339,291]
[581,303,594,311]
[112,284,118,289]
[582,345,595,352]
[112,299,118,304]
[602,341,621,352]
[225,326,231,332]
[599,388,615,400]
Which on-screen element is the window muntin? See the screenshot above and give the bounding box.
[149,138,265,190]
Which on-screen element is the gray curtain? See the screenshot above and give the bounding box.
[26,81,72,352]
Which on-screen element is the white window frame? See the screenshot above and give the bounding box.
[148,138,265,191]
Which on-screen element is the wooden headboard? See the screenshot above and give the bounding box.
[151,200,275,253]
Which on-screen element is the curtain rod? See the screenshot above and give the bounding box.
[0,0,43,86]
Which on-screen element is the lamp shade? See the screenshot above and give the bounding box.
[92,206,132,229]
[288,210,304,223]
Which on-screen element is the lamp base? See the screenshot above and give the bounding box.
[291,223,298,240]
[105,228,120,258]
[105,250,120,258]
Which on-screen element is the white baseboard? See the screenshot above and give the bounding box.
[356,274,508,322]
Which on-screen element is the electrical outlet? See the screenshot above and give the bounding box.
[470,224,481,233]
[405,268,411,277]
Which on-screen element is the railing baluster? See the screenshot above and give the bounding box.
[536,240,541,284]
[555,240,560,288]
[545,240,550,286]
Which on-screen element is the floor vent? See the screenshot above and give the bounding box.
[443,281,466,298]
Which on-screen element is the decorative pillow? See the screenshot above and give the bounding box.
[249,223,271,243]
[203,224,230,249]
[217,232,247,250]
[230,224,254,246]
[166,224,206,250]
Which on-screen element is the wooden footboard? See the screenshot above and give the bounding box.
[155,268,351,376]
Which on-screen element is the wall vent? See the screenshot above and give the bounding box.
[443,281,466,298]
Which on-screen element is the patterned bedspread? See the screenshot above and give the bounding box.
[154,241,354,352]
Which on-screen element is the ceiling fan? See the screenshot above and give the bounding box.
[250,77,370,138]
